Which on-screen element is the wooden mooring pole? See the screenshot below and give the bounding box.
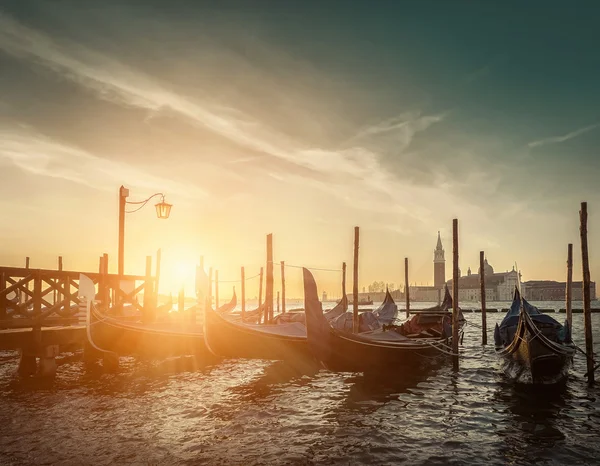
[208,267,213,308]
[566,243,573,330]
[266,233,274,323]
[404,257,410,318]
[281,261,286,314]
[103,253,109,308]
[144,256,153,322]
[258,266,264,324]
[580,202,594,385]
[215,270,219,310]
[241,266,246,320]
[277,291,280,314]
[452,219,459,371]
[353,226,359,334]
[342,262,347,311]
[55,256,63,305]
[479,251,487,345]
[155,248,162,301]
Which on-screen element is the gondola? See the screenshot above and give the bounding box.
[88,305,211,358]
[87,291,236,359]
[331,289,398,332]
[494,288,574,384]
[271,296,348,325]
[303,268,464,372]
[203,301,311,361]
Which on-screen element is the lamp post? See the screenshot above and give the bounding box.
[118,185,172,276]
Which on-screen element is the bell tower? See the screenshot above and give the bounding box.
[434,231,445,288]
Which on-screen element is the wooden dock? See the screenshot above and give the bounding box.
[0,261,155,377]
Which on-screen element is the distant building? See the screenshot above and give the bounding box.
[409,232,447,302]
[446,259,520,302]
[434,231,445,288]
[522,281,596,301]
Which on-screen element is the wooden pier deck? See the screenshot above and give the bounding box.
[0,326,86,351]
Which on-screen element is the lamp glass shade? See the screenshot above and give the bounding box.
[155,201,172,219]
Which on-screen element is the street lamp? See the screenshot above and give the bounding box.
[118,185,172,276]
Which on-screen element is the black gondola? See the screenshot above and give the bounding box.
[331,289,398,332]
[203,294,351,360]
[494,288,574,384]
[303,268,463,372]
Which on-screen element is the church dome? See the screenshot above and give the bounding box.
[478,259,494,276]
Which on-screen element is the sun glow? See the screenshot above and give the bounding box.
[160,258,197,296]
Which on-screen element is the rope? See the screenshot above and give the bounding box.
[217,273,261,283]
[271,261,341,273]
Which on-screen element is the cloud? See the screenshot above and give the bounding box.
[0,11,453,226]
[0,126,206,198]
[528,123,600,148]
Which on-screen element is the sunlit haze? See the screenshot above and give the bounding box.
[1,1,599,297]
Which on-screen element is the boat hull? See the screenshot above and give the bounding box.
[204,307,311,362]
[91,310,213,358]
[315,331,448,372]
[497,310,574,384]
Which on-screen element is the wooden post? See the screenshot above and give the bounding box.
[258,266,264,324]
[241,266,246,320]
[22,256,30,305]
[404,258,410,318]
[155,248,162,300]
[178,287,185,313]
[580,202,594,385]
[265,234,274,323]
[566,243,573,330]
[452,219,459,371]
[215,270,219,309]
[103,253,109,308]
[0,269,6,320]
[277,291,280,314]
[144,256,153,322]
[342,262,347,311]
[208,267,213,308]
[281,261,286,314]
[353,226,359,334]
[55,256,63,306]
[479,251,487,345]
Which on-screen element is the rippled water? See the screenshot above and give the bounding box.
[1,303,600,465]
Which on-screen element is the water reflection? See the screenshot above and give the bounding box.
[228,359,321,402]
[493,377,571,464]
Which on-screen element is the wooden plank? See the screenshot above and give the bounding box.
[0,317,79,329]
[1,275,34,299]
[0,326,86,351]
[0,266,147,281]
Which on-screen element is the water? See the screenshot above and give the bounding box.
[1,302,600,465]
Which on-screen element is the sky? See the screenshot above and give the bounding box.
[0,1,599,297]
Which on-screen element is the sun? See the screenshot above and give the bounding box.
[161,258,197,295]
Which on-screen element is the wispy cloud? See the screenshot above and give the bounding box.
[528,123,600,148]
[0,125,207,198]
[0,11,452,229]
